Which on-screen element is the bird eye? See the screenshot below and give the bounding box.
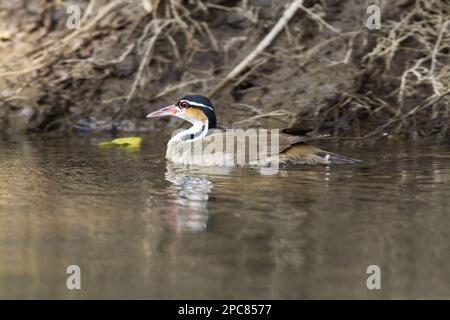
[179,101,188,109]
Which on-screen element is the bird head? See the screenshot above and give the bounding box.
[146,95,217,129]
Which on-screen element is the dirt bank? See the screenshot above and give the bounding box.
[0,0,448,140]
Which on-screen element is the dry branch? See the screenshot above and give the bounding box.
[208,0,304,97]
[126,20,171,103]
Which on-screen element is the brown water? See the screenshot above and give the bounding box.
[0,134,450,299]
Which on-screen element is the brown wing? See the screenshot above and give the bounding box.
[279,130,361,164]
[279,143,330,164]
[278,131,330,153]
[202,130,329,160]
[281,143,362,164]
[193,130,358,165]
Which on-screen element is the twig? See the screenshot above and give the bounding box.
[0,62,48,78]
[60,43,135,67]
[126,20,171,103]
[61,0,127,45]
[299,4,340,33]
[0,0,128,79]
[363,89,450,139]
[427,20,449,96]
[208,0,304,97]
[82,0,97,22]
[233,110,296,127]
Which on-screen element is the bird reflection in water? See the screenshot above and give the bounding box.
[163,164,232,232]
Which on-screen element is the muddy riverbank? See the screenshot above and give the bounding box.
[0,0,448,140]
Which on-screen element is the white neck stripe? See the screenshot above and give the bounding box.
[181,100,214,111]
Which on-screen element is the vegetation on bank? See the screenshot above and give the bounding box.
[0,0,448,140]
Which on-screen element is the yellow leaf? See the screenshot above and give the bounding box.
[97,137,142,149]
[110,137,142,147]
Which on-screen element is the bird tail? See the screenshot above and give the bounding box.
[325,152,362,164]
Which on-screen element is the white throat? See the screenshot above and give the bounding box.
[168,120,209,147]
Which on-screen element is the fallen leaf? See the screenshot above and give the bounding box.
[98,137,142,149]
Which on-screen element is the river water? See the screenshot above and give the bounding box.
[0,134,449,299]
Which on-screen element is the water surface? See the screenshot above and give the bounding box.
[1,135,450,299]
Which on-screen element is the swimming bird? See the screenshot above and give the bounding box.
[146,95,360,166]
